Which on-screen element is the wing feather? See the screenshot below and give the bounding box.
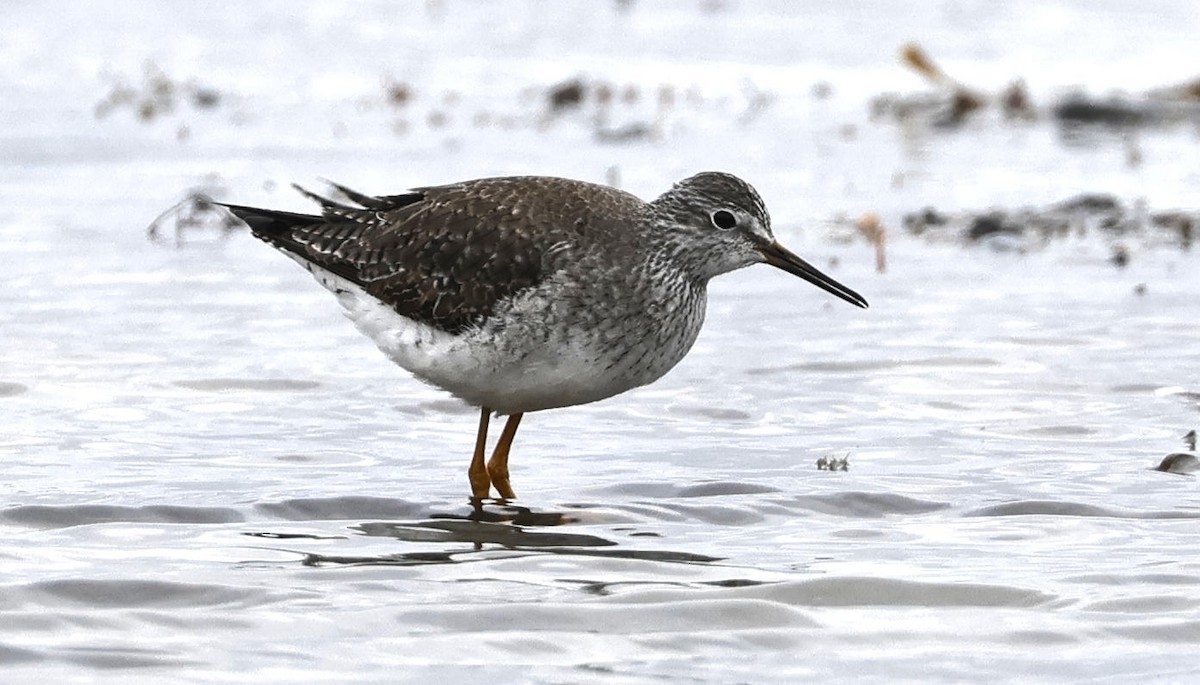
[224,177,646,335]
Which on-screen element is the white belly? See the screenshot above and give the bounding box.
[295,257,705,415]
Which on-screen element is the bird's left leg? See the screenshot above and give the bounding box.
[467,406,493,500]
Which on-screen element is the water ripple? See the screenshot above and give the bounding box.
[0,504,244,529]
[965,500,1200,519]
[173,378,322,392]
[19,579,271,609]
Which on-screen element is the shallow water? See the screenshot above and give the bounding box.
[5,1,1200,683]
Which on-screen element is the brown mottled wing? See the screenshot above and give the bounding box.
[225,176,633,335]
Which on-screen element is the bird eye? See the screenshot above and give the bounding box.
[710,209,738,230]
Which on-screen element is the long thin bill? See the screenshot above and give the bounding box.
[760,241,869,308]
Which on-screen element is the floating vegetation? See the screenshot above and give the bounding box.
[146,185,241,246]
[855,212,887,274]
[1155,431,1199,475]
[872,42,1200,134]
[901,194,1197,253]
[546,78,586,112]
[816,455,850,471]
[95,61,222,123]
[370,73,771,144]
[1155,453,1199,475]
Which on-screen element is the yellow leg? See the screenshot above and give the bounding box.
[486,413,523,500]
[468,407,492,499]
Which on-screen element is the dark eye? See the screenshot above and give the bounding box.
[710,209,737,230]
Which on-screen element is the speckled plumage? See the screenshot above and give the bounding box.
[233,176,655,336]
[224,172,867,499]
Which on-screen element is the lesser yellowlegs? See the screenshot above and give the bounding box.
[223,172,868,499]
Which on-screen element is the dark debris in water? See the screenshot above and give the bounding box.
[816,455,850,471]
[147,185,242,247]
[870,43,992,129]
[1153,430,1199,475]
[1155,453,1200,475]
[902,194,1197,253]
[95,61,223,140]
[1052,95,1147,128]
[547,78,586,112]
[873,42,1200,133]
[593,122,655,144]
[372,72,767,145]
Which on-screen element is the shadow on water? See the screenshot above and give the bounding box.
[0,495,720,568]
[236,487,951,569]
[245,497,724,568]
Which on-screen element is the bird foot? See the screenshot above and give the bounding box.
[488,472,516,500]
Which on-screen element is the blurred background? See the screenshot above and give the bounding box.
[7,0,1200,226]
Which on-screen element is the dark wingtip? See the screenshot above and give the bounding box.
[217,202,322,240]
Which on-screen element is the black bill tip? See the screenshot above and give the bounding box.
[760,241,869,309]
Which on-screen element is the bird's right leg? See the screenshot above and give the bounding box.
[468,407,492,500]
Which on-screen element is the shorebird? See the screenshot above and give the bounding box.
[222,172,867,499]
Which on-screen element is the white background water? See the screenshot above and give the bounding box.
[4,1,1200,682]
